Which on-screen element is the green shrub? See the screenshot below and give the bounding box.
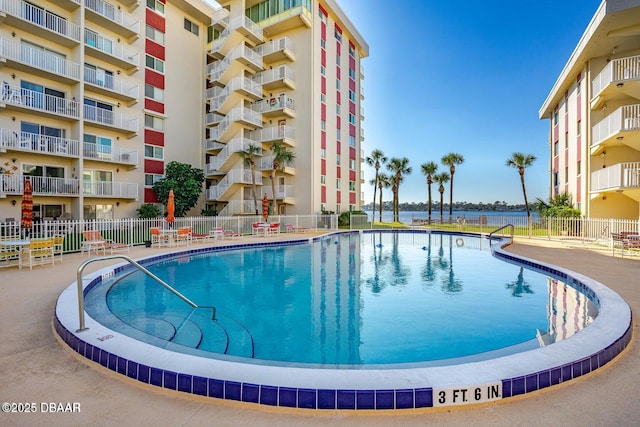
[136,204,161,219]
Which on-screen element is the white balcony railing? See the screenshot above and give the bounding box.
[84,29,139,66]
[0,128,80,156]
[0,37,81,80]
[250,125,295,143]
[251,94,295,114]
[82,142,138,165]
[83,104,139,132]
[0,175,80,195]
[210,15,262,53]
[209,44,263,81]
[217,200,257,216]
[83,181,138,197]
[1,0,81,42]
[208,76,262,110]
[210,106,262,141]
[206,136,260,173]
[262,185,295,199]
[207,169,262,200]
[253,36,295,58]
[591,104,640,147]
[252,65,295,86]
[85,0,141,35]
[84,66,139,100]
[592,55,640,98]
[1,84,80,118]
[591,162,640,192]
[258,155,295,171]
[205,112,225,126]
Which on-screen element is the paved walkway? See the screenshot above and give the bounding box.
[0,236,638,426]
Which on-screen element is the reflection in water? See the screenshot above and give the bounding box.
[505,267,534,297]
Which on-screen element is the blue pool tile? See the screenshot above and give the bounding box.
[224,381,241,401]
[99,349,108,367]
[108,353,117,371]
[318,389,336,409]
[116,356,127,375]
[208,379,224,398]
[538,371,550,389]
[177,374,192,393]
[337,390,356,410]
[395,389,414,409]
[525,374,538,393]
[150,368,163,387]
[415,388,432,408]
[84,343,93,359]
[502,380,512,398]
[163,371,177,390]
[572,360,583,378]
[138,364,150,384]
[259,385,278,406]
[581,358,591,375]
[127,361,138,379]
[242,383,259,403]
[512,377,525,396]
[356,390,374,410]
[298,388,317,409]
[590,354,599,370]
[279,387,297,408]
[375,390,394,410]
[193,376,207,396]
[550,367,562,385]
[562,364,573,382]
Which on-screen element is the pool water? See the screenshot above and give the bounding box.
[86,232,596,366]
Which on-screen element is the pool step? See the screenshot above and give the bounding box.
[199,314,255,358]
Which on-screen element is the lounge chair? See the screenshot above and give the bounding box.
[613,231,640,257]
[20,238,55,270]
[224,229,241,239]
[82,230,129,255]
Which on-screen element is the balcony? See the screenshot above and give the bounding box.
[206,169,262,200]
[216,200,258,216]
[0,0,81,47]
[84,66,139,103]
[257,4,311,38]
[0,37,81,83]
[205,111,225,126]
[254,36,295,63]
[82,142,138,168]
[210,15,262,58]
[0,84,80,120]
[591,162,640,202]
[258,155,295,175]
[262,185,295,203]
[207,76,262,114]
[591,55,640,108]
[250,125,295,147]
[85,0,140,40]
[83,181,138,198]
[83,104,138,134]
[209,45,263,85]
[591,104,640,154]
[0,128,79,157]
[0,175,80,197]
[85,29,139,71]
[252,65,295,91]
[251,94,295,118]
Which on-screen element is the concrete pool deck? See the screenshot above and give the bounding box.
[0,235,638,426]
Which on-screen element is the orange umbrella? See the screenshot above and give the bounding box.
[166,189,175,224]
[262,194,269,221]
[21,177,33,236]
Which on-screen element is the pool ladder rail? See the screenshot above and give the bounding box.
[75,254,217,333]
[488,224,514,246]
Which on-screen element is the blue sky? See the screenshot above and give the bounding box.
[337,0,602,205]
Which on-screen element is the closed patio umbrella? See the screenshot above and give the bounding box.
[166,189,175,226]
[262,194,269,221]
[21,177,33,237]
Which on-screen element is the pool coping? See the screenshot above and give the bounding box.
[54,230,632,410]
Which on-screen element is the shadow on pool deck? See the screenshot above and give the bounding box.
[0,236,638,427]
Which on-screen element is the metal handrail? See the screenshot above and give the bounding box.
[488,224,514,245]
[76,254,215,332]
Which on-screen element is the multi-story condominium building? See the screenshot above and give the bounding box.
[539,0,640,219]
[0,0,212,221]
[0,0,367,221]
[204,0,368,216]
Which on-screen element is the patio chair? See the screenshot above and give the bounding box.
[150,227,170,247]
[175,227,192,246]
[268,223,281,235]
[82,230,129,255]
[0,244,21,268]
[20,238,55,270]
[252,222,265,235]
[53,234,65,263]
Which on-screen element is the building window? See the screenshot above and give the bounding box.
[144,144,163,159]
[145,24,165,45]
[318,8,327,23]
[349,181,355,191]
[336,54,340,65]
[553,141,558,156]
[145,54,164,73]
[349,44,355,57]
[83,134,112,159]
[321,66,326,76]
[565,167,569,183]
[336,104,340,115]
[336,79,340,90]
[321,93,326,103]
[349,135,355,147]
[320,39,326,49]
[336,128,341,140]
[577,120,581,136]
[146,0,164,14]
[336,178,340,188]
[336,153,341,165]
[349,68,356,80]
[320,148,326,158]
[145,173,163,186]
[335,29,342,42]
[349,90,356,102]
[184,18,199,35]
[349,159,355,169]
[553,110,559,125]
[320,175,325,184]
[145,114,164,131]
[577,160,581,176]
[145,84,164,102]
[320,120,326,130]
[349,113,355,125]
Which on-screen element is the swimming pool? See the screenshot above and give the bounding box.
[55,230,632,410]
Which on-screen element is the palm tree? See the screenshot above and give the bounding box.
[441,153,464,219]
[269,141,295,215]
[506,152,536,217]
[386,157,412,222]
[420,162,438,224]
[376,173,391,222]
[365,149,387,220]
[240,143,262,215]
[433,172,450,223]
